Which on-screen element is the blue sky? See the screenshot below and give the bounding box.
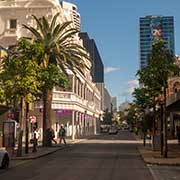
[70,0,180,105]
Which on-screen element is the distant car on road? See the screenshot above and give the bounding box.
[101,127,109,133]
[0,148,10,169]
[108,127,118,135]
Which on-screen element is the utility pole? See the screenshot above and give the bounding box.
[25,103,29,154]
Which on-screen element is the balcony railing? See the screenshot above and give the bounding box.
[52,91,100,111]
[34,91,101,113]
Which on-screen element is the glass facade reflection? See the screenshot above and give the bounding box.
[139,16,175,69]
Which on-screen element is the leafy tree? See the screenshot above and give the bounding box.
[0,48,9,103]
[126,103,140,134]
[137,40,179,157]
[103,108,113,125]
[0,38,42,156]
[23,13,89,146]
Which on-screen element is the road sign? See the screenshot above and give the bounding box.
[29,116,36,124]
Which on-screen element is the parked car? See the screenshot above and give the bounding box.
[0,148,10,169]
[108,127,118,135]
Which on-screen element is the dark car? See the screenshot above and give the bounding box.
[108,127,118,135]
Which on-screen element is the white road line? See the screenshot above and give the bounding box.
[147,165,164,180]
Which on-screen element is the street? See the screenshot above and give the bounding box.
[0,131,155,180]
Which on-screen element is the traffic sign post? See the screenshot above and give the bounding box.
[29,116,36,124]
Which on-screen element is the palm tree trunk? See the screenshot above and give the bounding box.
[17,97,25,157]
[163,87,168,158]
[42,90,53,147]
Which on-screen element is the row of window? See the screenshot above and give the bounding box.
[73,77,100,107]
[140,38,151,42]
[56,75,101,110]
[140,18,173,22]
[139,25,174,32]
[140,49,150,52]
[140,22,173,27]
[140,31,174,36]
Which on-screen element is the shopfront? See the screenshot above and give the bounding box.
[51,109,98,140]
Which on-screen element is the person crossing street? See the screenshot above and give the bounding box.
[59,124,66,145]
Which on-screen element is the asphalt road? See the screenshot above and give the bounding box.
[0,131,154,180]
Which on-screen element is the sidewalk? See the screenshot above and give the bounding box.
[134,133,180,166]
[10,138,84,161]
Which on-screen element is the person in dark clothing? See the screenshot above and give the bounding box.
[50,127,57,144]
[59,124,66,145]
[176,126,180,144]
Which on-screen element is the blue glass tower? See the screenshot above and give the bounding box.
[139,15,175,69]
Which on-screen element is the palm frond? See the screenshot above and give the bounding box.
[50,13,60,33]
[42,16,50,33]
[31,15,44,36]
[52,21,73,38]
[22,24,42,40]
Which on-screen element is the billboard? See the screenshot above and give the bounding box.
[150,18,163,40]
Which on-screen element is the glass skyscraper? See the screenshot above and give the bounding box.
[139,15,175,69]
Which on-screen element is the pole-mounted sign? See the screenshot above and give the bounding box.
[29,116,36,124]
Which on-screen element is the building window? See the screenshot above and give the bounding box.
[9,19,17,29]
[72,6,76,10]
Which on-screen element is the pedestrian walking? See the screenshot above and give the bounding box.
[59,124,66,145]
[50,127,57,144]
[34,128,40,145]
[32,128,39,152]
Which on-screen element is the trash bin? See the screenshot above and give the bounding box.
[152,135,161,150]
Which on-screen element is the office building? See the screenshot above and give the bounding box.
[79,32,104,112]
[139,15,175,69]
[60,1,81,31]
[111,97,117,112]
[79,32,104,83]
[103,87,112,112]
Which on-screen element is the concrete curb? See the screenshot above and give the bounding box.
[11,146,65,160]
[10,138,87,161]
[143,158,180,166]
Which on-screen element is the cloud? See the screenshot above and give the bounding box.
[119,79,139,98]
[128,79,139,86]
[127,79,139,94]
[104,67,120,74]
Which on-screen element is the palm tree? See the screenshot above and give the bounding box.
[23,13,89,146]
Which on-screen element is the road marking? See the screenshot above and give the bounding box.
[147,165,164,180]
[172,174,180,179]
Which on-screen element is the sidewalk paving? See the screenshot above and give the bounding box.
[10,138,84,161]
[134,134,180,166]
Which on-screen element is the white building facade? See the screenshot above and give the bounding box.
[0,0,102,140]
[60,1,81,31]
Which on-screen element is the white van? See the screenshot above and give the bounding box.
[0,148,9,169]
